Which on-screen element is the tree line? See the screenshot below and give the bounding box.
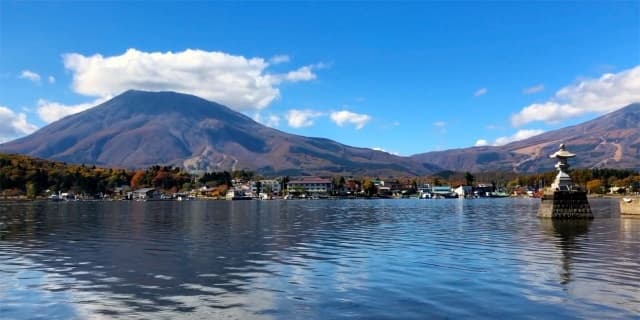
[1,153,638,199]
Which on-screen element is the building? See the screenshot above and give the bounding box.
[454,185,473,198]
[250,179,282,195]
[287,177,333,194]
[131,188,161,200]
[432,186,455,198]
[474,183,495,197]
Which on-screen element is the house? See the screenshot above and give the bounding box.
[344,179,361,195]
[454,185,473,198]
[474,183,495,197]
[132,188,161,200]
[287,177,333,194]
[432,185,455,198]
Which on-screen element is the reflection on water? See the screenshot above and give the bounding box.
[540,219,592,285]
[0,199,638,319]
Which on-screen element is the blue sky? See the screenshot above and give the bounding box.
[1,1,638,155]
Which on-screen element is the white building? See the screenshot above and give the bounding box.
[454,185,473,198]
[251,180,282,195]
[287,177,333,194]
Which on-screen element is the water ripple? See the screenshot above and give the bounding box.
[0,198,638,319]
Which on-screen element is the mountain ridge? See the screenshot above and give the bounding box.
[410,103,640,172]
[1,90,638,175]
[0,90,439,176]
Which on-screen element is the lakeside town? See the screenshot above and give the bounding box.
[2,154,639,202]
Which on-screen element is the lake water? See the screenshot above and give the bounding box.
[0,199,638,319]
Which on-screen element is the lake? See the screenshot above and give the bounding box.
[0,199,638,319]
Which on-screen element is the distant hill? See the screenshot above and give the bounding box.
[0,90,439,176]
[410,103,640,172]
[1,90,637,175]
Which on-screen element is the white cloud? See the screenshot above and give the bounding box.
[63,48,320,110]
[0,105,38,141]
[253,113,281,128]
[511,102,582,127]
[474,87,487,97]
[48,75,56,84]
[493,129,545,146]
[522,84,544,95]
[372,147,400,156]
[329,110,371,129]
[285,109,323,128]
[282,65,316,82]
[36,96,110,123]
[474,129,545,147]
[269,55,290,64]
[19,70,41,84]
[512,65,640,126]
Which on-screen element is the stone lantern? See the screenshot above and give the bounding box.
[550,143,575,190]
[538,144,593,219]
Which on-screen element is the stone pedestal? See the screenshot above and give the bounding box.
[538,190,593,219]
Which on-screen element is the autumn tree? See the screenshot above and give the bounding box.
[130,171,145,189]
[586,179,602,194]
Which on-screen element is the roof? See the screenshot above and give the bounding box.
[134,188,156,193]
[549,143,576,158]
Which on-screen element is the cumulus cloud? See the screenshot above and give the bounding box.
[285,109,323,128]
[0,105,38,141]
[522,84,544,95]
[63,48,320,110]
[253,113,281,128]
[329,110,371,129]
[474,129,545,147]
[36,96,110,123]
[474,88,487,97]
[512,65,640,126]
[48,75,56,84]
[19,70,41,84]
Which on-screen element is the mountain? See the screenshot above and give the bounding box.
[1,91,637,175]
[0,90,438,176]
[410,103,640,172]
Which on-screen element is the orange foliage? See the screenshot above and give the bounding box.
[130,171,145,189]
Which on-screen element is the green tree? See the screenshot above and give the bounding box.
[464,172,475,186]
[362,179,377,196]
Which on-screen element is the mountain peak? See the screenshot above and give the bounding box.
[0,90,428,176]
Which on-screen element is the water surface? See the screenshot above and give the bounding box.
[0,199,638,319]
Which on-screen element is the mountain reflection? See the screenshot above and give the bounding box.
[0,200,392,319]
[1,199,639,319]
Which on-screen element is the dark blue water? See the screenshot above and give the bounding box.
[0,199,638,319]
